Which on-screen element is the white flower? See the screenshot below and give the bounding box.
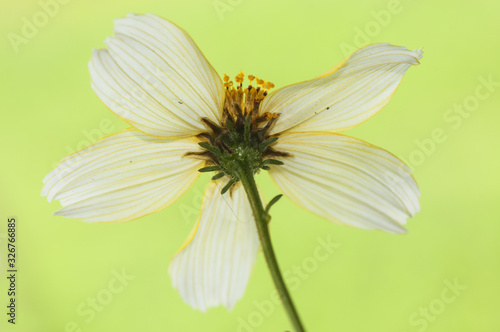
[42,13,422,311]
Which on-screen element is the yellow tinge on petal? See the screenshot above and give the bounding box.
[259,43,423,135]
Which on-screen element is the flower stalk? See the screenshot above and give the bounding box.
[235,160,306,332]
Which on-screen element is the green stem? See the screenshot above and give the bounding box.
[235,161,305,332]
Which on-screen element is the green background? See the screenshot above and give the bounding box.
[1,0,499,331]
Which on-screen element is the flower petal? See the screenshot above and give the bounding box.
[89,14,224,139]
[42,128,203,222]
[169,180,260,311]
[260,43,422,134]
[269,132,420,233]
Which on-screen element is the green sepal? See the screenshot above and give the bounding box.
[261,165,271,171]
[212,172,225,181]
[198,142,222,156]
[262,159,284,166]
[221,179,237,195]
[220,135,233,151]
[198,165,222,173]
[265,194,283,215]
[260,137,278,150]
[225,118,240,143]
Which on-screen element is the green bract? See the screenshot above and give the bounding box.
[195,114,286,194]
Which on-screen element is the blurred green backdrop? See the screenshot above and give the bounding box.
[1,0,499,331]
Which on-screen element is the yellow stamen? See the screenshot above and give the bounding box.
[221,72,275,118]
[234,71,245,86]
[264,82,275,90]
[265,112,278,120]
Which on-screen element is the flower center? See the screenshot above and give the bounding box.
[188,72,289,194]
[222,71,275,120]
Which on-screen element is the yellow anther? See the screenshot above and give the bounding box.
[223,72,275,120]
[265,112,278,120]
[235,71,245,84]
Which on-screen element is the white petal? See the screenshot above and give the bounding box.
[42,128,203,222]
[269,132,420,233]
[169,180,260,311]
[260,43,422,134]
[89,14,224,138]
